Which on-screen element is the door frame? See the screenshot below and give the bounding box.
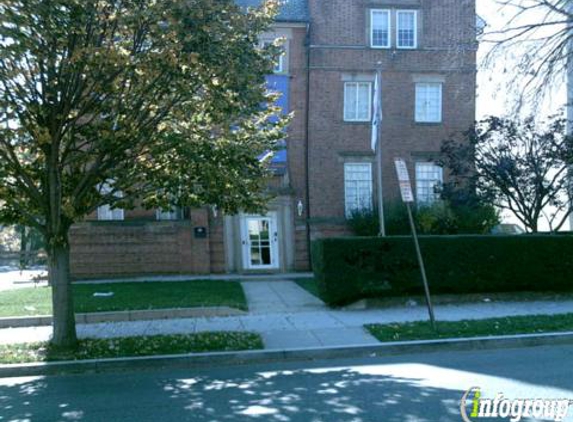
[240,212,280,271]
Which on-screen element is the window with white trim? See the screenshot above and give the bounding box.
[156,208,180,221]
[396,10,417,48]
[415,162,443,204]
[344,163,373,217]
[370,10,391,48]
[97,183,124,221]
[261,40,286,73]
[415,82,442,123]
[344,82,372,122]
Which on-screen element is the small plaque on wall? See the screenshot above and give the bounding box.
[194,227,208,238]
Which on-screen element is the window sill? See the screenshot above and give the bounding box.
[343,120,372,124]
[414,121,443,126]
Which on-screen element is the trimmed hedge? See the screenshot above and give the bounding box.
[311,235,573,306]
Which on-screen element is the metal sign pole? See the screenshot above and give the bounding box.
[376,136,385,237]
[405,201,436,331]
[394,158,437,331]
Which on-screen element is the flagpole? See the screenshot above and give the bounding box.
[375,65,386,237]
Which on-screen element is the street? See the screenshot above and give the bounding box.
[1,344,573,422]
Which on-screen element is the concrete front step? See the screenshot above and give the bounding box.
[0,306,246,329]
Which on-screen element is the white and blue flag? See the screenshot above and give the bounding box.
[371,72,383,152]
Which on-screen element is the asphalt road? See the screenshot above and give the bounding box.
[1,344,573,422]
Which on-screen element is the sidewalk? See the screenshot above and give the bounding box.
[0,267,47,291]
[1,280,573,350]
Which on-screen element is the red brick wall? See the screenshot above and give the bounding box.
[305,0,477,227]
[287,26,312,270]
[69,0,478,274]
[70,212,213,279]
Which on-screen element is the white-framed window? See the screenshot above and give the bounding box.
[415,82,442,123]
[156,208,180,221]
[260,40,286,73]
[97,183,124,221]
[370,10,391,48]
[396,10,417,49]
[344,163,373,217]
[344,82,372,122]
[415,162,443,204]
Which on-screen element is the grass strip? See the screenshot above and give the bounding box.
[0,331,263,364]
[0,280,248,317]
[365,313,573,343]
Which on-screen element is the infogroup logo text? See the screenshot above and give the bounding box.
[460,387,571,422]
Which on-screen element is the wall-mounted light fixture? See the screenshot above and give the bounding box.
[297,200,304,217]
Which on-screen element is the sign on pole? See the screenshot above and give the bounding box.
[393,158,437,331]
[394,159,414,203]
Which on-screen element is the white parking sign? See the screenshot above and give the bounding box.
[394,158,414,203]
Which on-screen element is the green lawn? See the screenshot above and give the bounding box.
[0,280,248,317]
[0,332,263,364]
[365,313,573,343]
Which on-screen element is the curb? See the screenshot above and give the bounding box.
[2,331,573,378]
[0,307,246,329]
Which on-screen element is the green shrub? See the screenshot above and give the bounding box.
[312,235,573,306]
[385,203,410,235]
[346,208,380,236]
[346,201,499,237]
[416,203,457,234]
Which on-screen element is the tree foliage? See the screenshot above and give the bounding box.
[441,115,573,232]
[0,0,285,347]
[346,201,499,237]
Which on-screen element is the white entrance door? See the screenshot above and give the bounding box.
[241,213,279,270]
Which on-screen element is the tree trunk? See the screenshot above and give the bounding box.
[48,236,78,349]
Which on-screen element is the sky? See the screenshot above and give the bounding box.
[476,0,567,119]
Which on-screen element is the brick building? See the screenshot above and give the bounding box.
[70,0,477,278]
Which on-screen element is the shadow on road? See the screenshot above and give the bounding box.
[1,346,573,421]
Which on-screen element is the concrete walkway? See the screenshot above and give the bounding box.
[2,280,573,350]
[0,267,47,291]
[240,280,376,347]
[241,280,325,314]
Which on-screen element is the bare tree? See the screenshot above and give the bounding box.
[482,0,572,108]
[441,116,573,233]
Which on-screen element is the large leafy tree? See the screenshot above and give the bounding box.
[441,116,573,233]
[0,0,285,348]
